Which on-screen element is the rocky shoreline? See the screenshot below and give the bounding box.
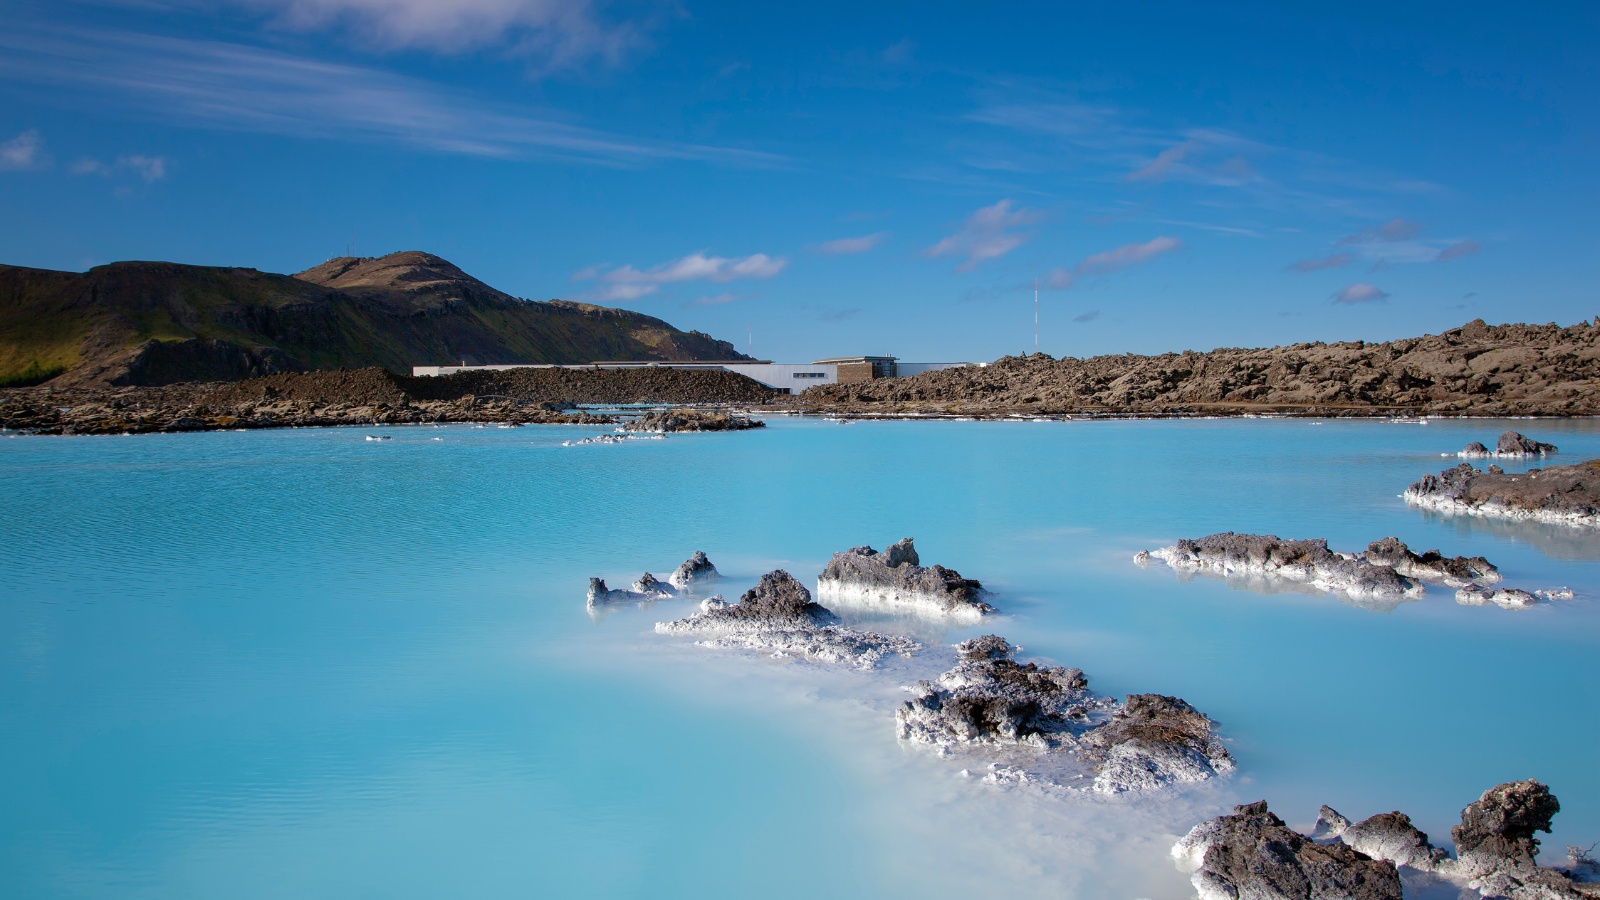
[1174,780,1599,900]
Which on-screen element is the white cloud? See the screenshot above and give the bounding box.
[1125,139,1195,182]
[1044,236,1182,289]
[200,0,645,66]
[813,232,887,255]
[0,26,785,168]
[1337,218,1423,245]
[1435,240,1480,262]
[1288,253,1353,273]
[924,199,1041,273]
[576,251,789,302]
[1332,283,1389,304]
[69,153,170,181]
[0,129,48,170]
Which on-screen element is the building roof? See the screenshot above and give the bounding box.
[811,356,896,364]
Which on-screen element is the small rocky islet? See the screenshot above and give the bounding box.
[1406,458,1600,530]
[1174,779,1599,900]
[1455,430,1560,459]
[1131,532,1561,609]
[590,544,1234,794]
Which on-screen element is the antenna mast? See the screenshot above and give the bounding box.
[1033,277,1039,354]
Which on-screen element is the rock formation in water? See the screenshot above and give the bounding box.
[621,409,765,433]
[655,570,919,669]
[1140,533,1425,600]
[896,636,1233,793]
[1077,693,1238,794]
[668,551,720,589]
[1457,432,1558,459]
[1172,800,1403,900]
[1361,537,1501,588]
[587,573,677,606]
[1174,780,1595,900]
[816,538,993,619]
[1405,461,1600,528]
[1456,586,1541,609]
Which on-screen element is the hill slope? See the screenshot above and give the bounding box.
[0,251,749,387]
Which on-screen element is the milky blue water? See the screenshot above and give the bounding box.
[4,417,1598,899]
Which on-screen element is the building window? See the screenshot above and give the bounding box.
[792,372,827,378]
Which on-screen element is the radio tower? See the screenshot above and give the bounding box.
[1033,277,1039,354]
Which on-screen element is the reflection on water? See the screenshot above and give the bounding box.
[1413,505,1600,562]
[3,418,1599,900]
[1153,565,1416,614]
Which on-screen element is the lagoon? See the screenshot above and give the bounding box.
[3,417,1598,899]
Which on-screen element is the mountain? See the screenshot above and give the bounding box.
[0,251,750,387]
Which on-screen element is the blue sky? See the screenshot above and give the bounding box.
[1,1,1596,362]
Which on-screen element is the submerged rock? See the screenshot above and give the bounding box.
[1456,586,1540,609]
[668,551,720,589]
[816,537,994,619]
[1362,537,1501,588]
[897,636,1232,793]
[1405,461,1600,528]
[1461,441,1492,458]
[1142,532,1424,600]
[655,570,919,669]
[1498,431,1559,457]
[1172,800,1403,900]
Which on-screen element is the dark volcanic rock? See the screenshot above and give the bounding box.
[1173,800,1403,900]
[1405,461,1600,528]
[817,538,992,618]
[1339,811,1452,872]
[621,409,764,433]
[662,570,835,631]
[1144,532,1423,599]
[668,551,720,589]
[1454,780,1562,879]
[1077,693,1236,793]
[1498,431,1559,457]
[1362,537,1500,587]
[788,317,1600,417]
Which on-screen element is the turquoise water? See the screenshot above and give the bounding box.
[3,418,1598,899]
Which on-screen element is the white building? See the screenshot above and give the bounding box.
[410,356,975,394]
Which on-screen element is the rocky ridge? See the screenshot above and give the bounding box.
[789,319,1600,417]
[815,537,994,619]
[621,409,765,433]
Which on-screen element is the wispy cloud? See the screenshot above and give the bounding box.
[1072,309,1100,323]
[1337,218,1423,245]
[1287,253,1353,273]
[818,308,862,322]
[813,232,888,255]
[0,129,49,170]
[1332,283,1389,305]
[72,154,168,181]
[182,0,648,67]
[0,25,786,168]
[1043,236,1182,290]
[1125,139,1195,182]
[1435,240,1480,262]
[881,38,915,65]
[575,251,789,302]
[924,199,1042,273]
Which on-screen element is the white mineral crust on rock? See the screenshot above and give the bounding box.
[1456,586,1540,609]
[668,551,720,589]
[1143,532,1425,600]
[656,570,920,670]
[896,636,1233,793]
[816,537,994,619]
[1404,461,1600,529]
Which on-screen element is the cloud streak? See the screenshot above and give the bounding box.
[1435,240,1480,262]
[1332,283,1389,305]
[1043,236,1182,290]
[0,25,786,168]
[924,199,1041,273]
[813,232,887,255]
[1287,253,1353,273]
[1337,218,1423,245]
[223,0,646,66]
[575,252,788,302]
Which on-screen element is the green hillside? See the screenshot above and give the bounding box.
[0,251,749,387]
